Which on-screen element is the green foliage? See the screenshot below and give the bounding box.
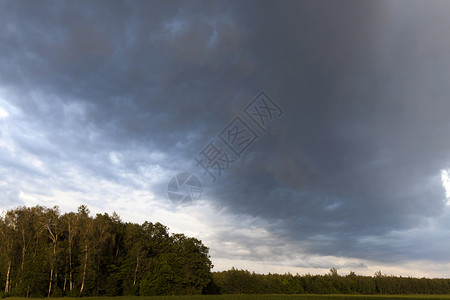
[0,205,213,297]
[2,206,450,297]
[212,269,450,295]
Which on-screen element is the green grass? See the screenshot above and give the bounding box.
[8,295,450,300]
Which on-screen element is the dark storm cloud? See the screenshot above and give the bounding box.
[207,0,450,263]
[1,0,450,267]
[0,0,250,177]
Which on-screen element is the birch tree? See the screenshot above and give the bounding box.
[43,207,60,297]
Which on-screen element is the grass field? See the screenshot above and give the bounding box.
[7,295,450,300]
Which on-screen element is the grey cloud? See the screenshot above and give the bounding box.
[1,0,450,270]
[206,0,450,263]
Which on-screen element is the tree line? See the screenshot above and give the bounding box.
[208,268,450,295]
[2,206,450,297]
[0,205,213,297]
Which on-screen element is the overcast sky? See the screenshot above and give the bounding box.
[1,0,450,277]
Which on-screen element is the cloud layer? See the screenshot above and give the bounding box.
[1,0,450,277]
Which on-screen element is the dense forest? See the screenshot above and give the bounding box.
[0,206,212,297]
[209,268,450,295]
[1,206,450,297]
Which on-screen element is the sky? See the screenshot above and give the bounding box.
[1,0,450,278]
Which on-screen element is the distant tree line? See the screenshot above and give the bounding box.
[207,268,450,295]
[0,206,213,297]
